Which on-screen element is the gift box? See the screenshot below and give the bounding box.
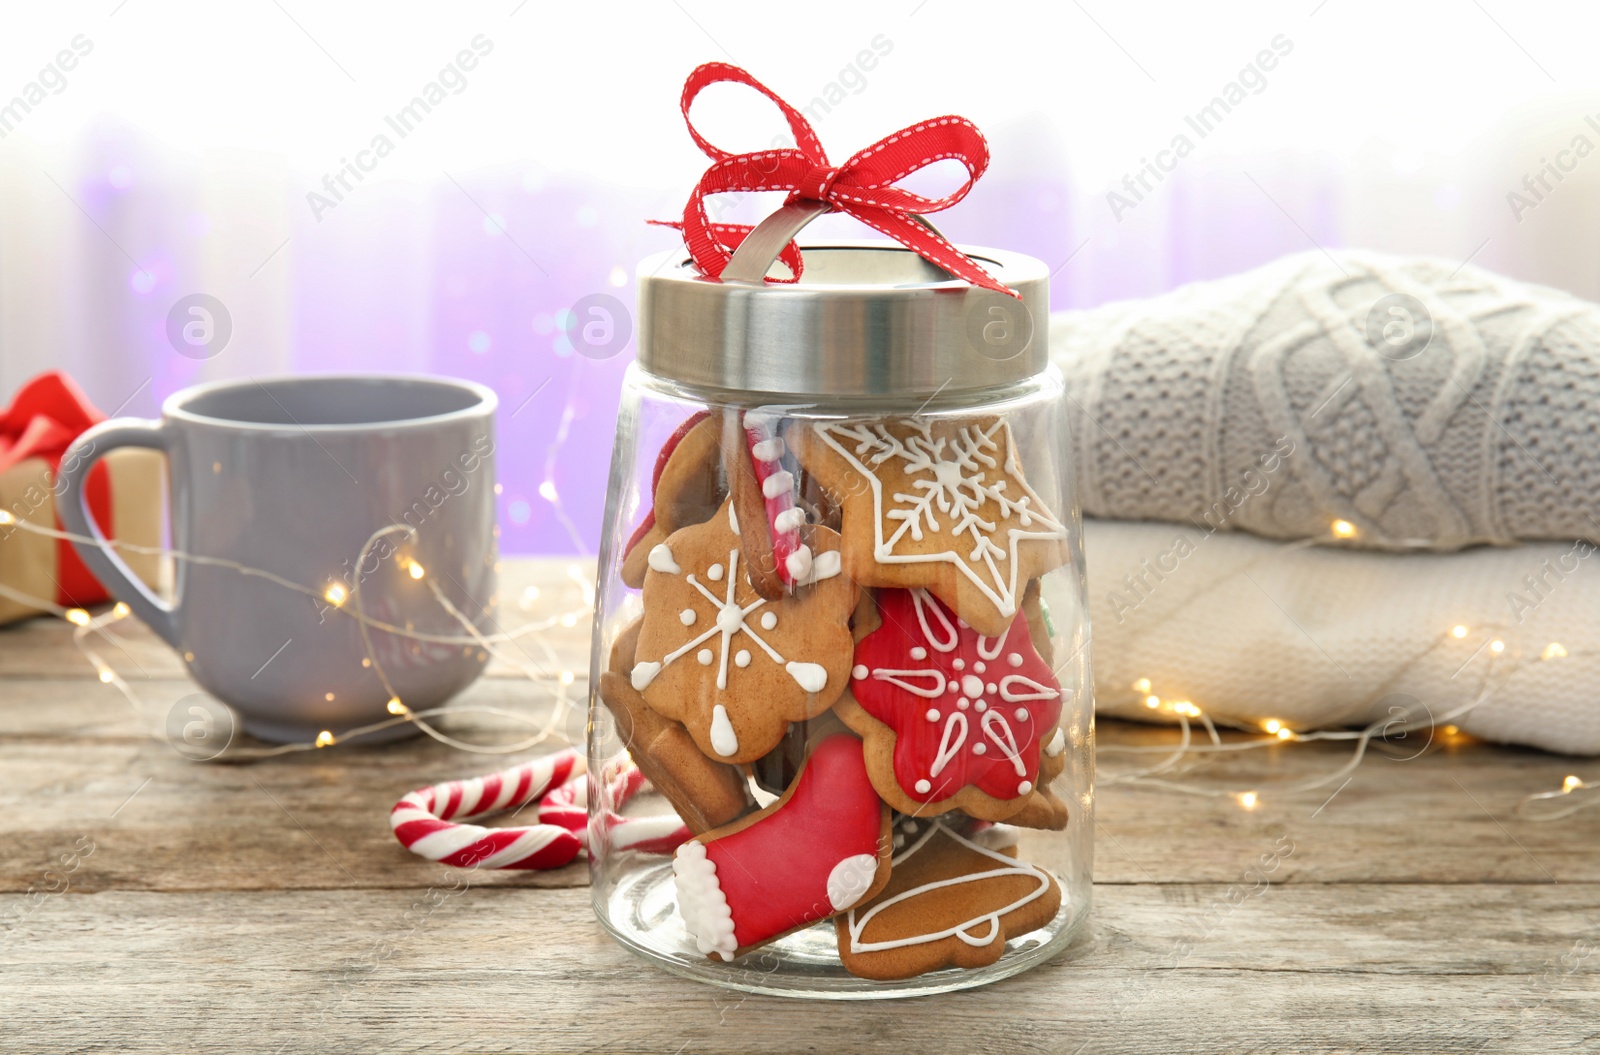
[0,372,162,626]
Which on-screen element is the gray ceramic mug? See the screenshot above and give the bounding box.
[57,374,498,744]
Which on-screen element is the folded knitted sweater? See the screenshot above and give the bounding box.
[1054,251,1600,550]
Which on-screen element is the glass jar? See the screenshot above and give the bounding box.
[587,212,1092,998]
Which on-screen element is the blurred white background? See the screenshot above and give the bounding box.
[2,0,1597,551]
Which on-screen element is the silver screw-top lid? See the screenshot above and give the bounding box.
[636,202,1049,400]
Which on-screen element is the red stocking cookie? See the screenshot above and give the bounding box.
[631,498,858,764]
[673,734,892,961]
[789,416,1068,637]
[837,587,1067,821]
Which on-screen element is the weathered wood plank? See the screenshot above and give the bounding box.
[3,717,1587,890]
[3,884,1595,1055]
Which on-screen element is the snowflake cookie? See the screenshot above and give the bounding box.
[836,587,1071,823]
[789,415,1069,637]
[632,497,859,764]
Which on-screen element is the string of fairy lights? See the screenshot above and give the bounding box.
[0,507,1592,819]
[1096,518,1598,820]
[0,509,593,760]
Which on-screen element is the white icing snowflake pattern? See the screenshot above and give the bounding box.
[814,418,1066,620]
[632,507,838,756]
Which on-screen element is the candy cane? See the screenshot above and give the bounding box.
[390,750,585,870]
[392,751,688,870]
[743,411,811,587]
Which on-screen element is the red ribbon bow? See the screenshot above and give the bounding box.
[669,62,1017,298]
[0,371,114,608]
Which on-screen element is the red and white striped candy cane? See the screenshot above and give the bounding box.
[390,749,585,870]
[541,763,689,854]
[743,411,812,587]
[392,752,689,870]
[537,762,646,834]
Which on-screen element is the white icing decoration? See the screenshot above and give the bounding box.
[648,544,679,574]
[773,507,807,532]
[973,743,987,755]
[1015,708,1029,722]
[735,649,751,668]
[961,674,984,698]
[910,647,927,660]
[673,840,737,961]
[910,589,958,652]
[709,704,739,756]
[761,611,778,630]
[871,669,946,699]
[929,711,969,778]
[752,436,786,461]
[1017,780,1033,794]
[998,674,1060,703]
[639,532,836,700]
[1008,653,1023,667]
[953,659,966,670]
[784,545,813,581]
[974,661,986,673]
[796,549,841,585]
[914,779,932,793]
[974,699,987,712]
[631,661,661,690]
[826,853,879,911]
[1044,728,1066,757]
[976,633,1004,662]
[981,709,1027,777]
[987,682,998,694]
[679,608,696,626]
[946,680,959,692]
[852,664,868,680]
[925,708,940,721]
[785,661,828,693]
[957,698,970,710]
[728,502,738,534]
[812,419,1066,622]
[697,648,713,665]
[844,823,1055,954]
[761,470,794,499]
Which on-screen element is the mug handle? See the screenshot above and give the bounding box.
[55,419,180,648]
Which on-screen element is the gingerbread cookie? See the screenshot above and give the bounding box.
[598,618,753,834]
[836,587,1067,822]
[788,415,1068,637]
[631,497,858,764]
[674,734,892,961]
[835,819,1061,980]
[621,411,724,589]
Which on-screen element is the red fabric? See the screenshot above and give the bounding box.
[0,371,115,607]
[664,62,1018,298]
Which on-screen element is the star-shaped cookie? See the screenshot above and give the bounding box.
[788,415,1068,637]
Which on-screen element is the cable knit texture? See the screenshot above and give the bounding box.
[1054,251,1600,549]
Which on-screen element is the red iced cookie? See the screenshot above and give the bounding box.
[843,588,1063,818]
[672,734,891,961]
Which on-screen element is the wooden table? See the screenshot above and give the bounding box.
[3,558,1595,1054]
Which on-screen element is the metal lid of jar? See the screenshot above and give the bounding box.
[635,202,1049,400]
